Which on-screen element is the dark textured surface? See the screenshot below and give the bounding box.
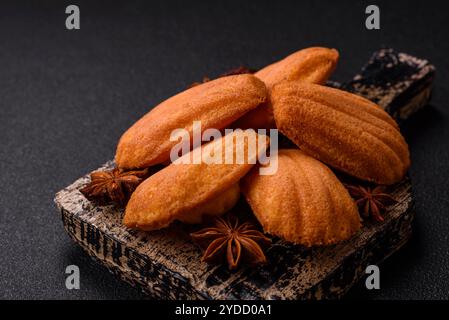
[0,0,448,300]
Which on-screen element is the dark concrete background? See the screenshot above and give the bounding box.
[0,0,448,299]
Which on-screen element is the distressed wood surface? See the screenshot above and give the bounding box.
[54,49,434,299]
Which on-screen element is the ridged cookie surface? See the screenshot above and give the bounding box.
[241,149,361,246]
[116,74,267,169]
[272,82,410,185]
[234,47,338,129]
[124,130,269,231]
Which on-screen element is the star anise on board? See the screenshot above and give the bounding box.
[345,184,398,222]
[80,167,150,206]
[190,215,271,270]
[219,66,256,77]
[188,66,256,88]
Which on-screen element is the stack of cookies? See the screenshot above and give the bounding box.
[115,47,410,247]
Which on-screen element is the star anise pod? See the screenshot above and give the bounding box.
[188,66,256,88]
[219,66,256,77]
[188,76,211,88]
[345,184,398,222]
[190,215,271,270]
[80,167,150,206]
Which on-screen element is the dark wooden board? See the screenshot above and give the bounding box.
[54,49,434,299]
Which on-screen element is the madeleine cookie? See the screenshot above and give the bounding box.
[233,47,339,130]
[116,74,267,169]
[272,82,410,185]
[123,129,270,231]
[241,149,360,246]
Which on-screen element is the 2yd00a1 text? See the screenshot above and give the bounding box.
[218,304,271,315]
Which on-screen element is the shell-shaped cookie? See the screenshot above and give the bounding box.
[272,82,410,185]
[256,47,339,88]
[124,129,270,231]
[241,149,361,246]
[116,74,267,169]
[233,47,339,130]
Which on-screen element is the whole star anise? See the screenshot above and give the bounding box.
[219,66,256,77]
[345,184,397,222]
[188,66,256,88]
[190,215,271,270]
[80,167,150,206]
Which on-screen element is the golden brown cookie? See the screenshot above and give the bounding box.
[116,74,267,169]
[272,82,410,185]
[233,47,339,129]
[124,129,270,231]
[241,149,361,246]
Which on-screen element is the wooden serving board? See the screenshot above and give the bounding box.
[54,49,434,299]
